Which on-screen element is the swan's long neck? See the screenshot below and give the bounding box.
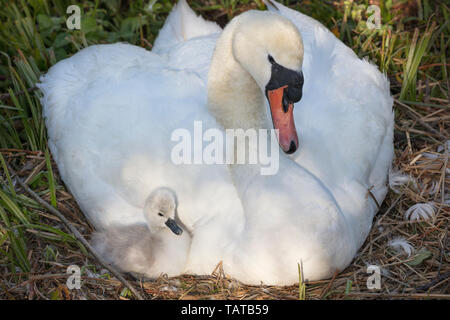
[207,19,275,189]
[207,20,269,132]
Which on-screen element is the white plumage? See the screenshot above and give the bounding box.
[37,0,394,285]
[404,202,437,221]
[389,168,413,194]
[388,237,414,257]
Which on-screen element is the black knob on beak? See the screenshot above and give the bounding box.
[286,71,303,103]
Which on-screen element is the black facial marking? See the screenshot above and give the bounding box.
[282,88,289,113]
[265,55,304,104]
[286,141,297,154]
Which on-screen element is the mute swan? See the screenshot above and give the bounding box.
[38,0,393,285]
[91,188,190,278]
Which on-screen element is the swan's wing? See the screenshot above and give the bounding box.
[264,0,353,60]
[163,33,220,83]
[38,43,159,163]
[264,0,331,35]
[153,0,222,54]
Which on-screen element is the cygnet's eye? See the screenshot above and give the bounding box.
[158,212,164,217]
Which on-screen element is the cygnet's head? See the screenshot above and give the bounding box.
[143,188,183,235]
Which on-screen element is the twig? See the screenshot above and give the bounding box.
[376,194,403,226]
[6,164,145,300]
[319,270,339,299]
[393,63,450,77]
[437,221,449,276]
[366,186,381,210]
[415,271,450,293]
[0,86,38,100]
[7,274,124,294]
[0,148,43,155]
[178,283,197,300]
[394,99,448,141]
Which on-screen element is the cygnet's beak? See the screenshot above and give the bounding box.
[165,218,183,236]
[265,63,303,154]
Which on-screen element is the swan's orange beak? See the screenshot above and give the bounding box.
[267,85,299,154]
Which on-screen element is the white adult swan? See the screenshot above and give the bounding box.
[38,0,393,285]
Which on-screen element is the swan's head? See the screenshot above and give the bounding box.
[143,188,183,235]
[232,11,304,154]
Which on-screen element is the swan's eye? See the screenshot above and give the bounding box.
[158,212,164,217]
[268,55,275,64]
